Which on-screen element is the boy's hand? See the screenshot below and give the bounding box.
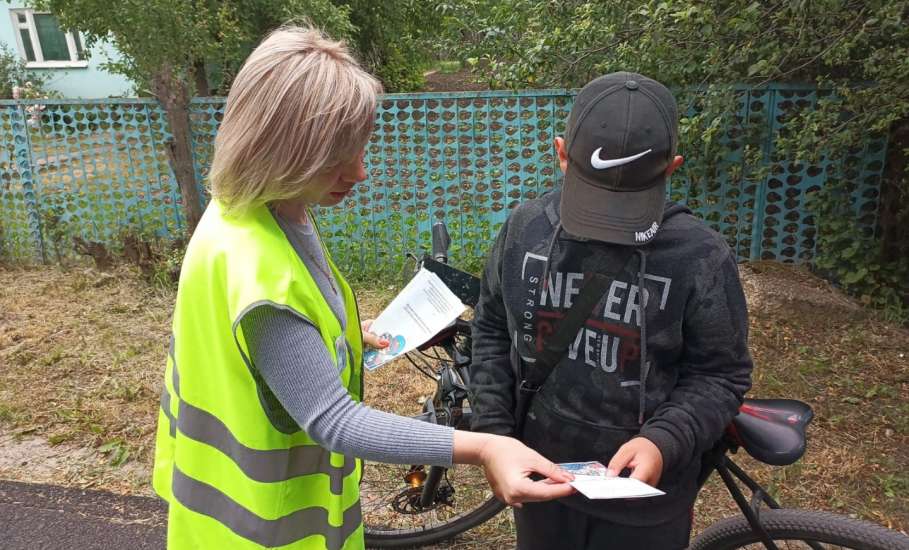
[606,437,664,486]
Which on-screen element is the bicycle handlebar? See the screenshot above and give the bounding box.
[431,221,451,263]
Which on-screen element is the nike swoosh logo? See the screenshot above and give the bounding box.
[590,147,652,170]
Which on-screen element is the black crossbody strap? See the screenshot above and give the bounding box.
[525,273,614,387]
[515,248,635,436]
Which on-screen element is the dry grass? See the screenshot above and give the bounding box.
[0,264,171,493]
[0,261,906,545]
[691,262,909,533]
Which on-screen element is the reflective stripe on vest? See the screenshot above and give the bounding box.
[159,337,179,438]
[157,352,359,546]
[172,467,362,549]
[160,388,176,438]
[160,396,356,491]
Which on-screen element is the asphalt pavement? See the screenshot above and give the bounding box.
[0,479,166,550]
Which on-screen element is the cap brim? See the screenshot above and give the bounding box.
[560,168,666,246]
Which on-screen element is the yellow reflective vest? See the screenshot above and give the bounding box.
[153,200,364,549]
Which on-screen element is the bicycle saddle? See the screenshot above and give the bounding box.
[726,398,814,466]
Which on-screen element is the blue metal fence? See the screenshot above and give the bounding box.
[0,87,887,272]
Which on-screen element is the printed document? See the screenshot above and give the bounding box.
[559,461,665,500]
[363,268,466,370]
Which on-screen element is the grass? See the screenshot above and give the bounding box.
[0,264,170,491]
[0,260,906,544]
[437,60,463,74]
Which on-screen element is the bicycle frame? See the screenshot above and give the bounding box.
[416,348,471,508]
[700,441,825,550]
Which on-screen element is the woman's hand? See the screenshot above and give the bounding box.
[453,431,575,507]
[360,319,389,350]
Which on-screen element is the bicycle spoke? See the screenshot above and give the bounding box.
[361,461,498,534]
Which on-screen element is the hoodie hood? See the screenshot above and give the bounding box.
[660,200,692,222]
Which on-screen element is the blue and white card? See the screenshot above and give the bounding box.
[558,461,609,478]
[558,461,665,500]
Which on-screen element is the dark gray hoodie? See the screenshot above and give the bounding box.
[470,189,753,526]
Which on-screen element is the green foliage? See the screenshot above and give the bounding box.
[369,46,425,93]
[31,0,437,95]
[30,0,354,95]
[148,238,188,290]
[439,0,909,314]
[202,0,356,94]
[438,60,461,74]
[336,0,440,92]
[0,44,50,99]
[318,204,494,284]
[98,438,131,466]
[441,1,908,93]
[0,223,5,264]
[39,194,71,267]
[808,184,909,323]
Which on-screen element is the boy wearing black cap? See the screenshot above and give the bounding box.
[470,72,754,548]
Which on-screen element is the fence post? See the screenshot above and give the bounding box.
[10,102,46,263]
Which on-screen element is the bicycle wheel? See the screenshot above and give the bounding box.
[361,462,507,548]
[690,509,909,550]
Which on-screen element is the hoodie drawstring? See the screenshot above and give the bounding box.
[636,248,649,425]
[539,222,562,303]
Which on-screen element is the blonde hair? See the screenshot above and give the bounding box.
[210,26,381,215]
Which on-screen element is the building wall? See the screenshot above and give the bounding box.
[0,1,134,98]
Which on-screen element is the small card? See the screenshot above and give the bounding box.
[558,461,665,500]
[558,461,609,477]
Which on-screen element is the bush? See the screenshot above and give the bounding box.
[118,229,186,289]
[0,44,49,99]
[808,184,909,323]
[369,45,426,92]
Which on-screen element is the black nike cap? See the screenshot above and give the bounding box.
[560,72,678,245]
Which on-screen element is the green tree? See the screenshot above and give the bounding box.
[443,0,909,311]
[336,0,441,91]
[32,0,352,232]
[196,0,355,95]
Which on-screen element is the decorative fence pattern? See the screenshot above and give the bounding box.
[0,87,887,274]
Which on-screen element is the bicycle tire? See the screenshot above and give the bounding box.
[690,509,909,550]
[364,496,506,548]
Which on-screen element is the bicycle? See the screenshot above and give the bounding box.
[360,222,909,550]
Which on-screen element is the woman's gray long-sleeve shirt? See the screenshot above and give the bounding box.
[238,211,454,466]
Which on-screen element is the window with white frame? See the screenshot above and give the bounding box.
[9,9,88,68]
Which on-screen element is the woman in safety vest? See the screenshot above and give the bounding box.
[152,25,574,550]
